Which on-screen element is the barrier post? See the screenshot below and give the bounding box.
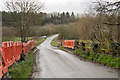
[0,60,3,79]
[0,47,8,78]
[20,40,25,61]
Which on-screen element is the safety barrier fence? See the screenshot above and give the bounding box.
[63,40,76,49]
[0,40,35,79]
[63,40,119,55]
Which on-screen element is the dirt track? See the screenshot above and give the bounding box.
[31,34,118,78]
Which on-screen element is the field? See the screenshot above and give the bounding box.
[14,37,33,41]
[2,37,33,42]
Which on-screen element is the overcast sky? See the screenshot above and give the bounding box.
[0,0,117,14]
[42,0,93,14]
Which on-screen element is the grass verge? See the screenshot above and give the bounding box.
[35,38,46,46]
[2,37,33,42]
[9,52,34,79]
[73,49,119,69]
[50,37,59,47]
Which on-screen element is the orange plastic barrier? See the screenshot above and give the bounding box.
[69,40,75,49]
[31,40,35,49]
[63,40,66,47]
[9,42,15,63]
[19,41,22,56]
[28,41,31,51]
[63,40,75,49]
[29,41,32,50]
[27,41,30,52]
[0,59,3,79]
[2,42,14,67]
[14,41,22,61]
[23,40,35,55]
[0,40,35,78]
[67,40,71,48]
[23,43,27,55]
[63,40,68,48]
[0,48,8,75]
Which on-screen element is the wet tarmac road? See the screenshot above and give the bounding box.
[32,34,118,78]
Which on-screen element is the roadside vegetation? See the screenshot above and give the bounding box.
[50,37,59,47]
[9,51,34,79]
[35,38,46,46]
[74,49,119,69]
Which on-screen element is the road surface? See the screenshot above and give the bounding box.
[32,34,118,78]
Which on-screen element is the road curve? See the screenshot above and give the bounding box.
[32,34,118,78]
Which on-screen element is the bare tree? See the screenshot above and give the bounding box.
[94,0,120,25]
[92,0,120,43]
[5,0,44,13]
[5,0,44,42]
[0,13,2,44]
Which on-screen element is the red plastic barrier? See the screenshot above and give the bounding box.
[23,43,28,55]
[68,40,71,48]
[63,40,75,49]
[23,40,35,55]
[28,40,35,50]
[29,41,32,50]
[14,41,22,61]
[9,42,15,63]
[70,40,75,49]
[63,40,66,47]
[27,41,30,52]
[0,40,35,78]
[31,40,35,49]
[19,41,22,56]
[63,40,68,48]
[0,59,3,79]
[0,48,8,75]
[28,41,31,50]
[2,42,14,67]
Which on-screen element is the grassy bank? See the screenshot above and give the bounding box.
[50,37,59,47]
[35,38,46,46]
[9,52,34,79]
[74,49,119,69]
